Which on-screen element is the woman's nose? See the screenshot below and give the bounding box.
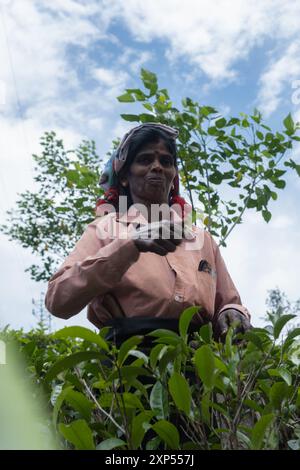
[150,157,163,171]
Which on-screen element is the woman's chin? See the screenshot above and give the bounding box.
[145,193,168,205]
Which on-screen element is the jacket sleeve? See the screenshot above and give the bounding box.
[211,236,251,322]
[44,217,140,319]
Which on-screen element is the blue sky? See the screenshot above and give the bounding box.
[0,0,300,331]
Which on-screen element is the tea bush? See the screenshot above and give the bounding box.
[1,307,300,450]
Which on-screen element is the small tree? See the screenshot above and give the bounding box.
[32,291,52,334]
[264,287,300,334]
[0,136,104,282]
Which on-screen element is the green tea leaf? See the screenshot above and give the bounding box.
[158,346,179,375]
[199,323,213,344]
[251,414,274,450]
[150,381,169,419]
[215,117,226,128]
[209,171,223,184]
[52,386,73,428]
[214,357,228,374]
[131,411,154,449]
[126,88,147,101]
[273,314,296,339]
[267,368,292,386]
[270,382,289,409]
[109,366,151,381]
[145,436,161,450]
[244,399,263,413]
[59,419,95,450]
[63,389,94,421]
[117,92,135,103]
[141,68,158,95]
[168,372,191,415]
[290,341,300,366]
[44,351,104,382]
[274,179,286,189]
[120,114,140,122]
[288,439,300,450]
[195,345,215,389]
[99,392,143,411]
[53,326,109,351]
[285,328,300,343]
[118,336,143,366]
[201,391,211,425]
[283,113,295,133]
[179,306,199,340]
[96,438,126,450]
[152,420,180,449]
[262,209,272,223]
[244,330,264,350]
[148,329,180,339]
[150,344,166,370]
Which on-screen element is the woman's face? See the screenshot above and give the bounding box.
[122,139,177,206]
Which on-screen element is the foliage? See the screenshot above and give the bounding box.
[117,69,300,242]
[265,287,300,329]
[1,70,300,281]
[1,307,300,450]
[0,135,103,282]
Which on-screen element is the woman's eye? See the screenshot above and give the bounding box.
[161,157,172,166]
[140,156,151,164]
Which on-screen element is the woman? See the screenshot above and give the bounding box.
[45,123,251,344]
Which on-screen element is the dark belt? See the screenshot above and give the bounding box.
[103,316,201,348]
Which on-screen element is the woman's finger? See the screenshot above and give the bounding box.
[155,238,178,252]
[215,314,229,341]
[228,311,251,333]
[240,317,252,334]
[148,240,169,256]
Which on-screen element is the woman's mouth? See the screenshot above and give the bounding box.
[146,177,164,185]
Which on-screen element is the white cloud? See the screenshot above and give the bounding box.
[93,68,123,86]
[269,214,294,230]
[117,48,153,75]
[111,0,260,80]
[257,42,300,116]
[101,0,300,113]
[0,1,102,115]
[105,0,275,80]
[92,67,130,100]
[3,0,300,123]
[293,107,300,125]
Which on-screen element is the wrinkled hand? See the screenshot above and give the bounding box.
[214,308,252,343]
[131,220,183,256]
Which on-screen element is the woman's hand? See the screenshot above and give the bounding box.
[214,308,252,342]
[131,220,183,256]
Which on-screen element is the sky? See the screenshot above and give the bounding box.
[0,0,300,331]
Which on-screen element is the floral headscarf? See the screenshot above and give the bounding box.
[95,122,186,215]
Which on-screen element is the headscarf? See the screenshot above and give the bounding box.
[95,122,187,215]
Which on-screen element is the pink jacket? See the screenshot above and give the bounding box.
[45,209,250,328]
